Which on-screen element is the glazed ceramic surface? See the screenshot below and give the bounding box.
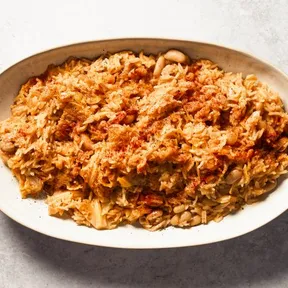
[0,39,287,248]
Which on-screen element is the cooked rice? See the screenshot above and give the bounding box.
[1,50,288,231]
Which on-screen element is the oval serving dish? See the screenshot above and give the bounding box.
[0,38,287,249]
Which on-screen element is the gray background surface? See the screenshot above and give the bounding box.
[0,0,288,287]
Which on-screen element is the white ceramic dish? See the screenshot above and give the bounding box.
[0,38,288,249]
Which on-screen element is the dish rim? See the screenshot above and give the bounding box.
[1,37,288,83]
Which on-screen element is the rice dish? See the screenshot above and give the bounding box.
[1,49,288,231]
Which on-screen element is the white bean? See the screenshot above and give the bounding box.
[190,215,202,226]
[153,56,166,77]
[180,211,192,223]
[170,214,180,226]
[0,140,16,153]
[226,169,243,185]
[164,50,188,64]
[173,204,186,214]
[226,131,238,146]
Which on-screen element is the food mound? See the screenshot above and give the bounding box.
[1,49,288,231]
